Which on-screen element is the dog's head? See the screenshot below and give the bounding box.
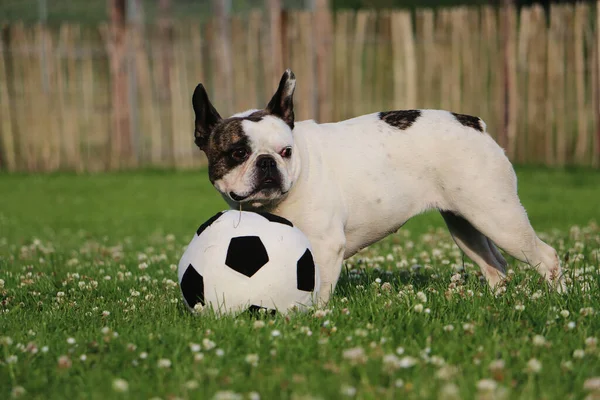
[192,69,300,209]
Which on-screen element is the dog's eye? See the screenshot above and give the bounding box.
[280,147,292,158]
[231,148,248,162]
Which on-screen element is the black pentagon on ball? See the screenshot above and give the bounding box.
[296,248,316,292]
[256,211,293,227]
[196,211,224,236]
[225,236,269,277]
[180,264,205,308]
[246,305,277,317]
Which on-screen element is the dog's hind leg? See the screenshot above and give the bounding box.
[441,211,507,287]
[446,172,565,291]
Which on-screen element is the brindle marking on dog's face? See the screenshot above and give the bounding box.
[204,110,289,183]
[452,112,484,132]
[205,118,250,183]
[379,110,421,130]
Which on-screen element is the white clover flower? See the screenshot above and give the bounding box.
[245,353,259,366]
[567,321,576,330]
[253,320,265,329]
[436,365,459,381]
[1,336,13,345]
[526,358,542,373]
[463,323,475,334]
[215,349,224,357]
[560,310,570,318]
[41,346,48,353]
[443,324,454,332]
[476,379,497,392]
[139,352,148,359]
[202,338,216,350]
[514,304,525,311]
[439,383,460,400]
[57,355,72,369]
[194,353,204,362]
[583,377,600,392]
[382,354,401,370]
[113,378,129,393]
[212,390,242,400]
[0,279,5,289]
[157,358,171,368]
[11,386,26,398]
[489,359,505,372]
[398,356,418,368]
[416,291,427,303]
[184,380,199,390]
[270,330,281,338]
[66,337,76,345]
[561,360,574,370]
[342,347,366,364]
[414,304,424,313]
[573,349,585,359]
[532,335,546,347]
[340,384,357,397]
[189,343,201,353]
[80,354,87,361]
[6,355,17,364]
[585,337,598,349]
[138,262,148,270]
[193,303,204,313]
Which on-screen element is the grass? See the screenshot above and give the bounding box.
[0,166,599,400]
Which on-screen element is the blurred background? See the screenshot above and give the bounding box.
[0,0,598,172]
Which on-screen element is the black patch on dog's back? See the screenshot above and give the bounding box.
[452,113,483,132]
[379,110,421,130]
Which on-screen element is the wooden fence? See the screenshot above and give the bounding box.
[1,3,599,172]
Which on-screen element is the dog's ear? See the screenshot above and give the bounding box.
[266,69,296,130]
[192,84,222,150]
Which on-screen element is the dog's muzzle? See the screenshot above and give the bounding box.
[229,155,283,202]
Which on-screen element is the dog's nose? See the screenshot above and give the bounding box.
[256,155,277,174]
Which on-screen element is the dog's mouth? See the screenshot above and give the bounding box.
[229,179,284,202]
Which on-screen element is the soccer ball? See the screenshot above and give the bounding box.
[178,210,321,315]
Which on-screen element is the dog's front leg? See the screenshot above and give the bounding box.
[311,229,346,305]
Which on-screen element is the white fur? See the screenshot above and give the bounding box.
[218,109,565,302]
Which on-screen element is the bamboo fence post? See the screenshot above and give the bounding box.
[391,11,416,110]
[314,0,333,122]
[0,26,16,171]
[231,16,247,113]
[333,11,351,120]
[574,3,589,164]
[104,0,132,169]
[246,11,261,109]
[596,0,600,166]
[415,9,434,108]
[351,11,369,117]
[545,6,560,166]
[268,0,283,91]
[565,7,578,165]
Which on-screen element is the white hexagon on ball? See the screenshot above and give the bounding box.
[178,210,321,315]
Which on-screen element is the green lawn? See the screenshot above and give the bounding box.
[1,167,599,399]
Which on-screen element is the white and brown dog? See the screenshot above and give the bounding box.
[192,69,565,302]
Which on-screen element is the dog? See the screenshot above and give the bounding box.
[191,69,565,302]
